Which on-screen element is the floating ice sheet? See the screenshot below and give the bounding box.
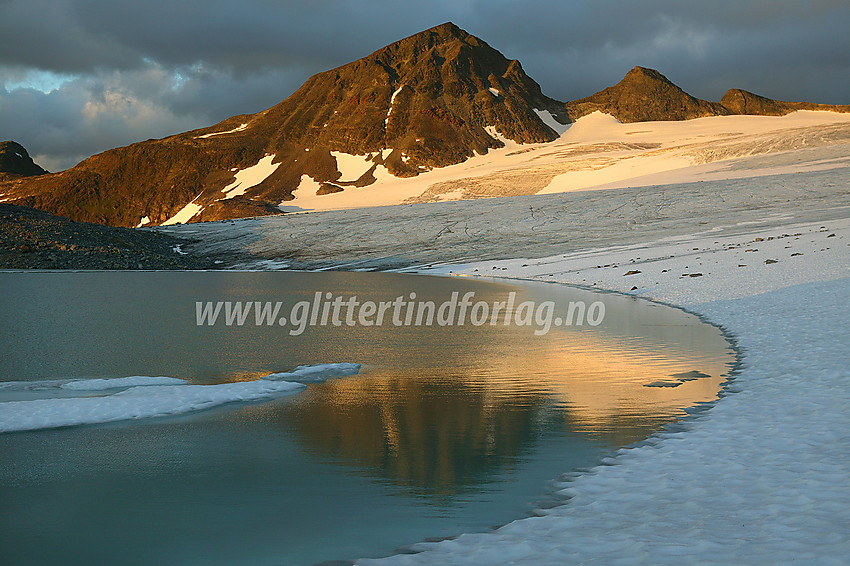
[0,363,360,433]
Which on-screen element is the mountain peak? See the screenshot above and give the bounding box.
[3,24,569,226]
[720,87,850,116]
[364,22,479,65]
[720,88,784,115]
[13,25,848,229]
[254,21,567,176]
[418,21,469,41]
[621,66,674,84]
[566,66,726,123]
[0,141,48,181]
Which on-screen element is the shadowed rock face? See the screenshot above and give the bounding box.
[565,66,728,123]
[0,141,47,181]
[1,23,567,227]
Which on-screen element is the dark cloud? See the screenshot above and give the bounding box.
[467,0,850,102]
[1,0,848,171]
[0,64,311,171]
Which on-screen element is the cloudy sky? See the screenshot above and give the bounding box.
[2,0,848,172]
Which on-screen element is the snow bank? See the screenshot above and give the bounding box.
[360,276,850,565]
[357,219,850,565]
[283,174,324,208]
[0,363,360,433]
[484,125,521,149]
[432,218,849,306]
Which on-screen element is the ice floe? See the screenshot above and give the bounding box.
[61,376,187,391]
[0,363,360,433]
[263,362,362,382]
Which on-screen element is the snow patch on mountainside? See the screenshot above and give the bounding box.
[484,126,522,149]
[196,123,248,138]
[332,151,376,182]
[282,174,324,210]
[386,85,405,125]
[221,154,280,199]
[161,196,203,225]
[534,109,569,135]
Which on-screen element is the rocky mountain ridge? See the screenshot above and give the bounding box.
[566,66,849,122]
[3,23,848,227]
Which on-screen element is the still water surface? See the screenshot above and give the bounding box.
[0,272,735,565]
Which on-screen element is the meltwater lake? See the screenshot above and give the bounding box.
[0,272,736,566]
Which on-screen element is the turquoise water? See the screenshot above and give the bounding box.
[0,272,735,565]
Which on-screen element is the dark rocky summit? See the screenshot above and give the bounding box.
[567,66,849,123]
[566,66,728,122]
[0,141,47,181]
[258,22,567,166]
[719,88,850,116]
